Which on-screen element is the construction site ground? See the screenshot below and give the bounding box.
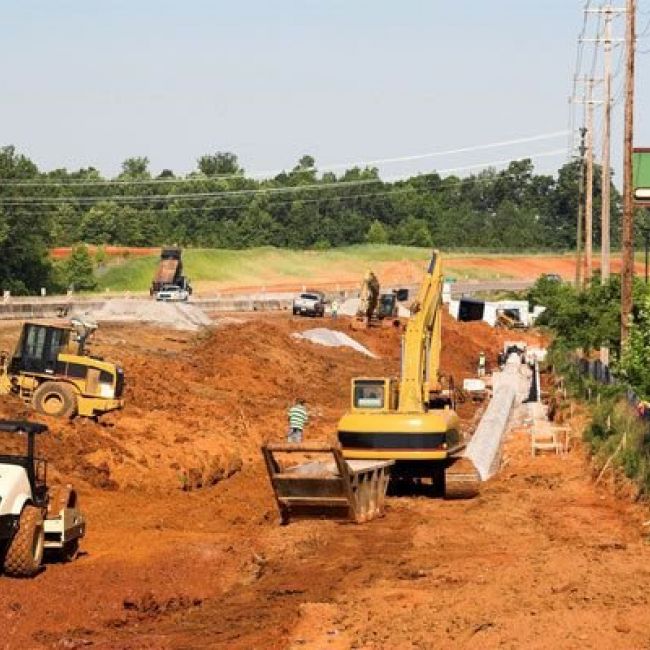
[1,313,650,649]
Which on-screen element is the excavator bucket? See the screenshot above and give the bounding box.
[444,457,481,499]
[349,316,368,331]
[261,443,394,525]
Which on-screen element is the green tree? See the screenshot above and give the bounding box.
[119,157,150,179]
[65,244,97,291]
[366,219,389,244]
[394,217,432,247]
[197,152,241,176]
[619,294,650,397]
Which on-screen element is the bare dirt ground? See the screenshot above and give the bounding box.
[1,313,649,649]
[445,254,646,281]
[196,255,646,294]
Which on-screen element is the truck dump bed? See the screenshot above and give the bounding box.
[151,247,185,293]
[154,258,179,285]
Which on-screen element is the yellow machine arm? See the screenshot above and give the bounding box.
[356,270,380,320]
[399,251,444,413]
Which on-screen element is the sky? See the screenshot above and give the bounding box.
[0,0,648,182]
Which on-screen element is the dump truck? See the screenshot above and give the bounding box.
[0,421,85,577]
[0,318,124,418]
[150,247,192,297]
[338,250,480,498]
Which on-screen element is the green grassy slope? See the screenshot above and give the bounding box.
[96,245,434,292]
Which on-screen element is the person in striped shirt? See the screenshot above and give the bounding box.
[287,398,309,443]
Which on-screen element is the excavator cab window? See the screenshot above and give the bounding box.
[353,380,386,410]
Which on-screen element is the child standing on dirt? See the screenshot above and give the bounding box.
[287,398,309,443]
[331,300,339,319]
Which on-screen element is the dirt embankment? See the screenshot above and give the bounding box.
[0,311,514,493]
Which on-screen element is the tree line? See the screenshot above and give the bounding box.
[0,145,621,293]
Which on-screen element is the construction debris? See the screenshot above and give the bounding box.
[450,298,545,328]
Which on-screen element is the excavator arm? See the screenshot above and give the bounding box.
[398,251,444,413]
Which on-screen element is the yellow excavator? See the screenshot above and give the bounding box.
[337,250,480,498]
[0,318,124,418]
[351,270,402,330]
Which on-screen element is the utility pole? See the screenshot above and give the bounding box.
[584,5,626,364]
[575,127,587,288]
[572,74,602,288]
[582,7,626,283]
[601,8,615,283]
[621,0,636,345]
[584,78,596,285]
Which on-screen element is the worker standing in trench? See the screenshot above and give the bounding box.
[287,398,309,443]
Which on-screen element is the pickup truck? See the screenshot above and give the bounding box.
[155,284,190,302]
[292,292,326,317]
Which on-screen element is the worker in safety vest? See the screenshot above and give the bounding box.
[477,351,486,377]
[287,398,309,443]
[331,300,339,319]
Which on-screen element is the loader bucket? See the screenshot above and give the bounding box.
[261,443,394,525]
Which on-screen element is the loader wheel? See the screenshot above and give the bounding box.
[33,382,77,418]
[3,505,45,578]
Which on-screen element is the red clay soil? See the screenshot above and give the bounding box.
[447,254,646,280]
[50,246,158,260]
[1,314,649,649]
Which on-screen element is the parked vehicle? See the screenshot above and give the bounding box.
[155,284,190,302]
[292,292,326,317]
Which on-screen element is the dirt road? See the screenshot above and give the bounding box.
[1,315,649,649]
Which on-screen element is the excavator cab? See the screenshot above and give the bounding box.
[351,378,398,412]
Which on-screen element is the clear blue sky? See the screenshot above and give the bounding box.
[0,1,647,180]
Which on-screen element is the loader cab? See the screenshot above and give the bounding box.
[351,378,398,412]
[9,323,72,375]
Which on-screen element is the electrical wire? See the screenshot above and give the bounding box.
[0,149,567,206]
[0,159,567,220]
[0,131,570,187]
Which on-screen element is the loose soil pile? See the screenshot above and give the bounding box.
[0,311,534,493]
[74,299,212,331]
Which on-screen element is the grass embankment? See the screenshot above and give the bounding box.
[97,245,514,292]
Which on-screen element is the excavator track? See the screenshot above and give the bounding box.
[444,457,481,499]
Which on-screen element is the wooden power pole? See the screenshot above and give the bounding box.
[575,127,587,288]
[584,79,596,285]
[601,7,615,283]
[621,0,636,344]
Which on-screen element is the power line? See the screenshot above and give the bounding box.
[0,131,570,187]
[0,164,567,221]
[0,149,567,206]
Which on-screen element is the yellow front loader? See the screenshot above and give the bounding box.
[0,318,124,419]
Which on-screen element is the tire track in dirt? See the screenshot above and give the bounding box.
[89,509,419,649]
